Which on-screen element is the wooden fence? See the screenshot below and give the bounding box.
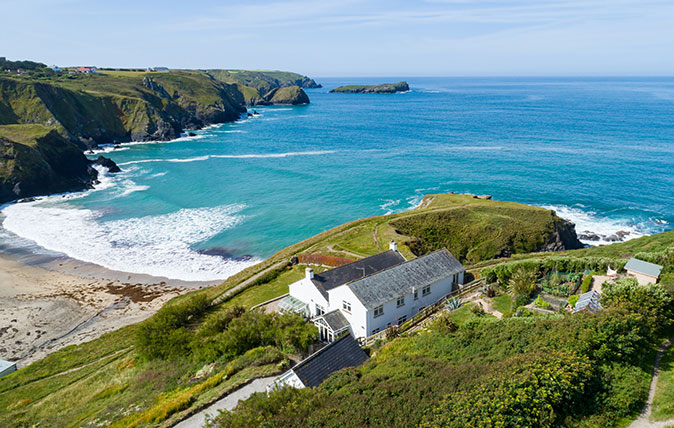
[360,278,486,346]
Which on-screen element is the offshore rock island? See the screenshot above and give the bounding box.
[329,81,409,93]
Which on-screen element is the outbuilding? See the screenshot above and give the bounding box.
[272,334,368,390]
[624,258,662,285]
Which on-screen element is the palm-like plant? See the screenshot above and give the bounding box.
[508,268,537,297]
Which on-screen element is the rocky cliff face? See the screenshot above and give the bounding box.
[540,217,585,252]
[0,127,118,203]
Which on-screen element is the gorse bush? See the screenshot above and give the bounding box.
[136,294,211,360]
[581,272,595,293]
[508,268,537,297]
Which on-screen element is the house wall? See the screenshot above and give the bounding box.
[273,369,305,390]
[288,277,329,317]
[327,286,368,338]
[365,275,458,336]
[626,270,659,286]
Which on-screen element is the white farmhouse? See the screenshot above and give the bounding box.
[283,242,465,341]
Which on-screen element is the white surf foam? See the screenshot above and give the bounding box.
[541,204,657,246]
[1,202,258,282]
[117,150,337,166]
[379,199,401,215]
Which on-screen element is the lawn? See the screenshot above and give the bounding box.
[651,345,674,421]
[224,265,305,309]
[492,294,512,314]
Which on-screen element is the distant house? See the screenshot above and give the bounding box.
[76,66,97,74]
[0,360,16,378]
[624,258,662,285]
[146,67,169,72]
[573,290,603,314]
[272,334,368,390]
[281,242,465,341]
[49,65,62,72]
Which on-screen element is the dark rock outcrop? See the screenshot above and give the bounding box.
[91,155,121,173]
[540,218,584,252]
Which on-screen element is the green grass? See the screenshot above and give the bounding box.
[0,124,52,146]
[492,294,512,314]
[224,265,305,309]
[652,345,674,421]
[446,303,483,325]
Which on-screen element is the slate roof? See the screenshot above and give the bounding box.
[624,258,663,278]
[292,334,369,388]
[347,249,465,309]
[0,360,16,374]
[311,250,406,299]
[318,310,350,331]
[573,290,603,314]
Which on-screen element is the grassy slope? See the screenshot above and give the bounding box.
[205,69,318,95]
[652,345,674,421]
[2,194,673,427]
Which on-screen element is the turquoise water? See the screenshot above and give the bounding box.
[2,77,673,281]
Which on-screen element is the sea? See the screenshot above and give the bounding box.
[1,77,673,282]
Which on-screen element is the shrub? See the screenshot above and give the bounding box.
[136,294,211,360]
[446,297,462,310]
[508,268,537,297]
[581,272,595,293]
[471,304,486,317]
[514,294,530,309]
[568,295,579,309]
[433,313,458,333]
[534,296,552,309]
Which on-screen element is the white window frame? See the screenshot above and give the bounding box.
[422,285,431,296]
[374,305,384,318]
[315,304,325,315]
[413,290,418,300]
[398,315,407,324]
[397,296,405,307]
[342,300,352,313]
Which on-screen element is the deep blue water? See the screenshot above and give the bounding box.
[2,77,673,281]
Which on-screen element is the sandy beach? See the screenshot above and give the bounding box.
[0,254,207,367]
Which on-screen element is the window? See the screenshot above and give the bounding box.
[397,296,405,307]
[342,300,352,313]
[422,285,431,296]
[372,327,380,334]
[374,305,384,318]
[315,304,325,315]
[398,315,407,324]
[413,290,418,300]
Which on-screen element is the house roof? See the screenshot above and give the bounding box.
[573,290,603,314]
[317,310,350,332]
[624,258,663,278]
[311,250,406,299]
[347,249,465,309]
[0,360,16,372]
[292,334,369,388]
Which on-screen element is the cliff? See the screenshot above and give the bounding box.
[0,66,317,202]
[330,81,409,94]
[0,124,115,203]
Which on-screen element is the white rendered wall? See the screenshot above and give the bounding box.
[274,369,305,390]
[626,270,658,286]
[327,286,368,338]
[288,277,329,317]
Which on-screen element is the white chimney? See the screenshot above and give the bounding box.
[390,240,398,251]
[305,267,314,279]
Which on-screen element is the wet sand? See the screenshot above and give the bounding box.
[0,254,220,367]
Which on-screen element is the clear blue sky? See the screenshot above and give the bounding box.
[2,0,673,76]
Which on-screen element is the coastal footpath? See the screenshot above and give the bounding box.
[0,59,317,203]
[330,81,409,93]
